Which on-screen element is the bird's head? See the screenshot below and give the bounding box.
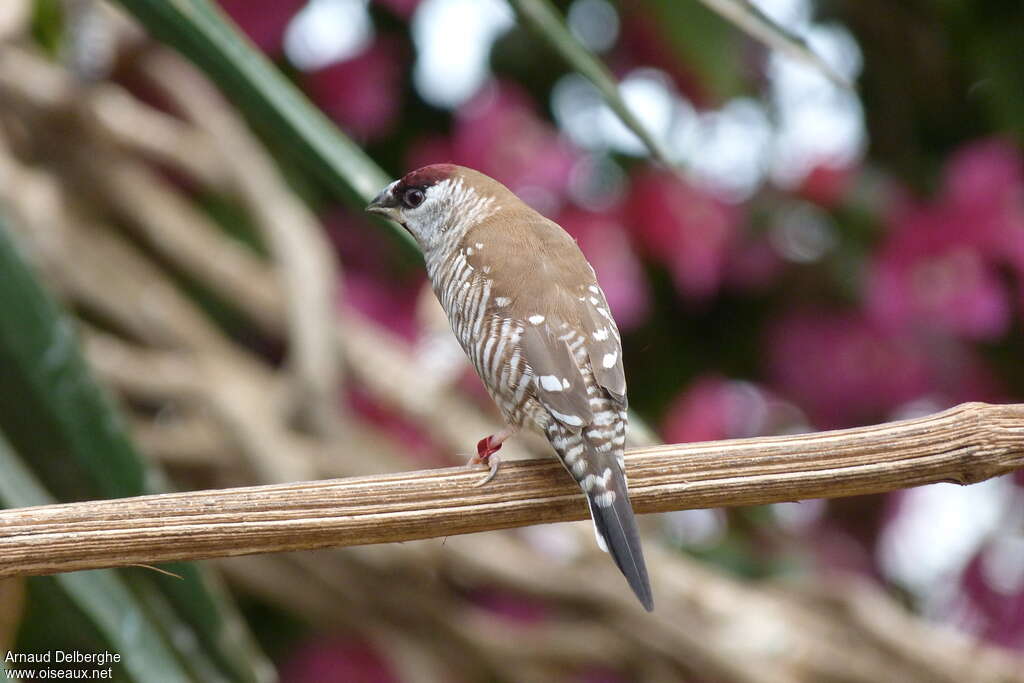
[366,164,506,254]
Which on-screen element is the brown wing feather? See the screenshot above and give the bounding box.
[521,322,593,429]
[579,286,627,405]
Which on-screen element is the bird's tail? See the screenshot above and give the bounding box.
[549,425,653,612]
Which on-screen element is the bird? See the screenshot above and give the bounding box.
[367,164,653,612]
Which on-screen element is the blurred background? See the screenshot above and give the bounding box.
[0,0,1023,680]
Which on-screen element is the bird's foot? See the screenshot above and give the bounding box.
[466,429,512,486]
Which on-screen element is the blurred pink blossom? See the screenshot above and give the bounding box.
[305,39,404,142]
[556,207,650,330]
[324,209,425,340]
[661,375,804,443]
[954,547,1024,650]
[408,82,578,212]
[724,236,785,292]
[797,162,855,208]
[468,589,549,624]
[626,170,740,301]
[916,338,1005,407]
[347,387,438,465]
[866,203,1012,340]
[942,138,1024,279]
[662,376,744,443]
[341,270,421,342]
[804,520,880,578]
[867,138,1024,341]
[766,312,932,428]
[943,138,1023,218]
[217,0,303,54]
[281,635,397,683]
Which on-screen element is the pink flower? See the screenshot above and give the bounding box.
[626,170,740,302]
[661,375,805,443]
[468,588,549,624]
[766,312,932,428]
[217,0,303,55]
[408,82,579,212]
[797,162,855,208]
[556,207,650,330]
[304,39,404,142]
[324,208,425,340]
[281,636,397,683]
[347,387,438,465]
[918,339,1004,407]
[661,376,744,443]
[867,139,1024,341]
[866,201,1012,341]
[723,236,785,292]
[943,139,1023,217]
[340,271,421,342]
[942,138,1024,277]
[954,546,1024,649]
[804,519,880,578]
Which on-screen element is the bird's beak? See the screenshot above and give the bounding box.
[366,184,400,220]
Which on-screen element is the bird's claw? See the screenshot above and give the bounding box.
[471,452,501,487]
[467,434,504,486]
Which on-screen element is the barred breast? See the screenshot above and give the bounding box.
[426,244,537,428]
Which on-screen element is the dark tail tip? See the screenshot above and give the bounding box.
[636,579,655,612]
[589,493,654,612]
[626,555,654,612]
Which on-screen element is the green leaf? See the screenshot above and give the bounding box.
[0,431,192,683]
[108,0,404,232]
[0,226,149,501]
[0,215,271,682]
[509,0,677,166]
[642,0,745,102]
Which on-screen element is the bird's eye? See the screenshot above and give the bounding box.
[402,188,426,209]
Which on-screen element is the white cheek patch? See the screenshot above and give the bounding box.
[429,178,497,234]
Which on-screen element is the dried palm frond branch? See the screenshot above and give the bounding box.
[0,401,1019,577]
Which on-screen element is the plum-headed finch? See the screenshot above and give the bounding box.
[368,165,652,611]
